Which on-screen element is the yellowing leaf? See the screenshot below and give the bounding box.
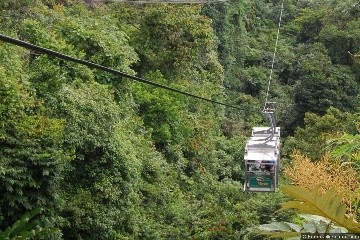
[280,185,360,233]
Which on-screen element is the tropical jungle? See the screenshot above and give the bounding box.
[0,0,359,239]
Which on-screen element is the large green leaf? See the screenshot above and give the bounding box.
[0,209,60,239]
[280,185,360,233]
[259,222,302,232]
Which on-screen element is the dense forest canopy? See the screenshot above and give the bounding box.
[0,0,359,239]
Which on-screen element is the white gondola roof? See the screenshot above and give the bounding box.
[244,151,278,161]
[245,126,280,161]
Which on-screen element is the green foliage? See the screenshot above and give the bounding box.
[203,0,296,134]
[17,3,138,100]
[128,5,221,78]
[57,81,140,239]
[1,0,360,239]
[202,1,248,70]
[327,133,360,170]
[282,42,359,133]
[0,45,67,229]
[259,214,348,239]
[260,221,301,239]
[274,0,360,134]
[258,185,360,239]
[286,7,327,43]
[58,81,122,150]
[0,209,61,240]
[283,108,359,160]
[280,185,360,233]
[55,4,138,74]
[133,71,192,151]
[320,25,352,65]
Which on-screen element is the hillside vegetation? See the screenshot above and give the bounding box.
[0,0,359,239]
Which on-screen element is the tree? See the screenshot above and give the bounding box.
[327,133,360,167]
[283,108,359,160]
[0,45,67,230]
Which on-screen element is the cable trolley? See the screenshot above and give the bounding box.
[243,102,280,192]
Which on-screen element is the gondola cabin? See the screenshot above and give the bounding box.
[243,126,280,192]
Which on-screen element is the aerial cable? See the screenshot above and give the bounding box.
[263,0,284,110]
[0,33,243,110]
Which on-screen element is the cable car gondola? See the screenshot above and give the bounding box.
[243,0,284,192]
[243,102,280,192]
